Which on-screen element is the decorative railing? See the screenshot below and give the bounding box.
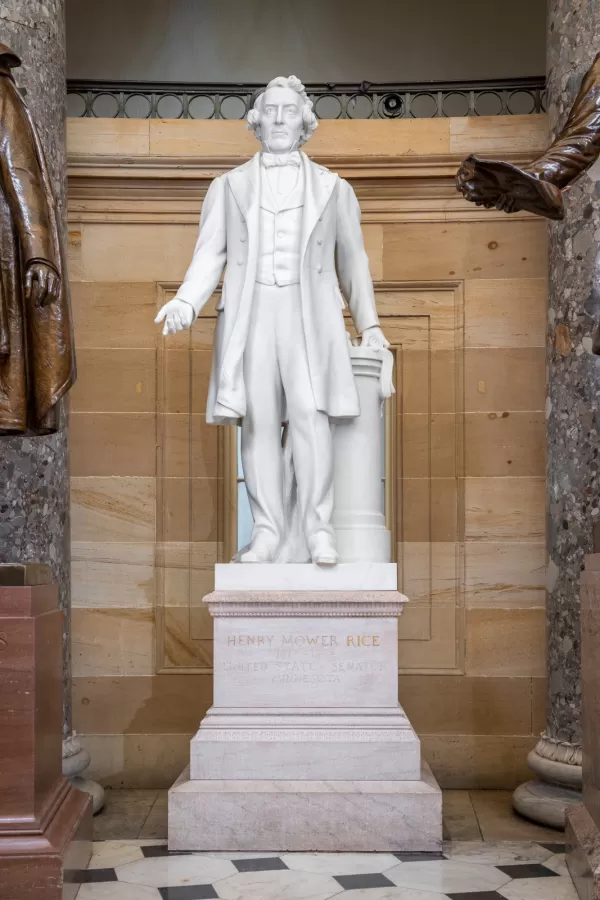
[66,77,546,120]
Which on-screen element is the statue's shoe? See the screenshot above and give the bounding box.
[309,532,339,567]
[235,533,278,563]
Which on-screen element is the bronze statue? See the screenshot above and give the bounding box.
[456,53,600,222]
[0,43,75,435]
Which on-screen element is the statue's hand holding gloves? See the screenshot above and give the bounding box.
[25,262,61,307]
[360,325,389,349]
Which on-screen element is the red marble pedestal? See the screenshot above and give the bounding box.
[0,565,91,900]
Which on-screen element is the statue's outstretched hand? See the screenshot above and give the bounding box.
[155,298,195,336]
[456,164,499,208]
[361,325,389,349]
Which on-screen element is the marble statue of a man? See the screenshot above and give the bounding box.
[156,75,388,565]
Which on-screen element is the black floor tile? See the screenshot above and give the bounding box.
[79,869,118,883]
[496,863,560,879]
[538,842,567,853]
[142,844,170,857]
[447,893,506,900]
[233,857,288,872]
[63,870,87,884]
[158,886,218,900]
[334,873,396,890]
[394,851,446,861]
[142,844,193,857]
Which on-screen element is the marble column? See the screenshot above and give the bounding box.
[0,0,70,733]
[0,2,102,810]
[513,0,600,828]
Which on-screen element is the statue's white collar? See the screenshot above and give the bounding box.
[261,150,302,168]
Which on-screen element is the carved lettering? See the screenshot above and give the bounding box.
[281,634,337,647]
[346,635,380,647]
[228,634,275,647]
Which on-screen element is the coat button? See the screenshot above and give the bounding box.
[240,234,246,242]
[277,231,284,238]
[317,265,322,274]
[237,260,243,266]
[317,239,323,246]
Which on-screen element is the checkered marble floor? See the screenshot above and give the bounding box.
[77,840,575,899]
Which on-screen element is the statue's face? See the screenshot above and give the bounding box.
[259,86,304,153]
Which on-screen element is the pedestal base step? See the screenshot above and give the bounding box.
[168,763,442,852]
[191,707,421,781]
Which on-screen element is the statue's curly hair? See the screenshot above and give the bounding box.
[247,75,318,146]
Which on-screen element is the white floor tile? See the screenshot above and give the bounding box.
[282,852,400,875]
[116,854,236,887]
[342,888,451,899]
[89,841,145,869]
[215,869,342,900]
[202,851,282,859]
[499,875,579,900]
[78,885,161,900]
[443,841,553,865]
[387,859,512,893]
[543,853,569,876]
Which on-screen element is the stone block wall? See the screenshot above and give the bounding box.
[66,114,549,788]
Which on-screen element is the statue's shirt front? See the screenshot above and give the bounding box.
[257,155,304,287]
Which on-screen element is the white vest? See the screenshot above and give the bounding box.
[256,164,304,287]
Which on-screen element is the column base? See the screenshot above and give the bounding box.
[0,782,92,900]
[513,779,581,830]
[169,762,442,852]
[566,803,600,900]
[512,736,582,828]
[63,734,105,814]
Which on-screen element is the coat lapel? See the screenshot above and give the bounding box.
[215,153,261,419]
[227,152,261,220]
[300,152,337,262]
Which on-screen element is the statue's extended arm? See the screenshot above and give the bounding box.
[335,179,388,347]
[529,52,600,189]
[156,174,227,335]
[456,54,600,220]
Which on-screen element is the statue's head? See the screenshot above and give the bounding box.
[247,75,317,153]
[0,43,22,72]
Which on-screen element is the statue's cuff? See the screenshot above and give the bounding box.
[176,296,197,322]
[26,258,60,276]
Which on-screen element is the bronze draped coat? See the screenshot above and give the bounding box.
[527,52,600,189]
[0,69,75,435]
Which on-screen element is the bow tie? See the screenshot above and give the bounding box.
[261,152,301,168]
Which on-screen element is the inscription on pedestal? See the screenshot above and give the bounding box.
[214,616,398,708]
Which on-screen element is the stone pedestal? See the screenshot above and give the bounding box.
[567,555,600,898]
[169,564,441,851]
[0,565,91,899]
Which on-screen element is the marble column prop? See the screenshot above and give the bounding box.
[0,564,91,899]
[511,0,600,829]
[332,347,393,563]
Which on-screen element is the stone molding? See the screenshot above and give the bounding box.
[203,589,409,617]
[535,732,583,767]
